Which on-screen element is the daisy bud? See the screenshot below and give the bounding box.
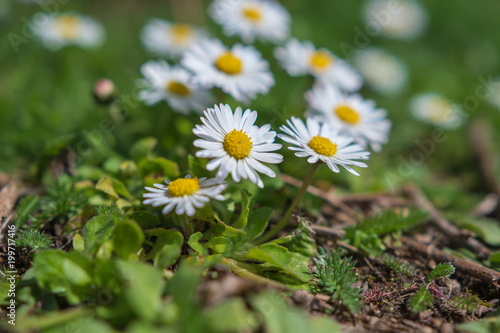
[93,78,116,105]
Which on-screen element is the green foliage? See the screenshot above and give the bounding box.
[250,291,341,333]
[450,293,493,314]
[14,194,40,228]
[426,263,455,283]
[312,248,362,312]
[16,229,52,251]
[344,209,429,238]
[408,286,434,313]
[382,254,419,277]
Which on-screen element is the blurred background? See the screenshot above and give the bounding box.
[1,0,499,211]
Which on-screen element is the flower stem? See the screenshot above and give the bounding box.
[256,163,320,244]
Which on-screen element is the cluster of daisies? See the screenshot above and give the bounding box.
[24,0,500,219]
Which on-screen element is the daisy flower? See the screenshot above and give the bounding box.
[274,39,362,92]
[138,60,213,114]
[363,0,427,40]
[353,47,408,95]
[209,0,290,43]
[305,84,391,151]
[34,12,105,50]
[278,116,370,175]
[143,175,226,216]
[193,104,283,188]
[141,19,208,58]
[182,38,274,103]
[410,93,465,129]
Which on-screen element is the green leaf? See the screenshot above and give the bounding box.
[62,252,92,287]
[154,243,181,268]
[188,232,207,255]
[73,233,85,251]
[146,229,184,260]
[139,157,179,178]
[127,211,161,228]
[166,261,203,312]
[382,254,419,277]
[233,189,253,229]
[426,262,455,283]
[113,219,144,259]
[207,298,258,332]
[250,292,340,333]
[84,215,115,254]
[245,243,292,268]
[245,207,272,241]
[207,236,233,254]
[32,249,67,293]
[14,194,40,228]
[96,176,119,198]
[130,137,157,161]
[408,286,433,312]
[454,215,500,246]
[115,261,165,321]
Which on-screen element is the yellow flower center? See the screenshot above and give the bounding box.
[170,23,194,44]
[166,81,190,96]
[215,52,243,75]
[242,6,262,22]
[223,129,253,160]
[309,135,338,156]
[167,177,200,197]
[335,105,361,125]
[57,15,80,40]
[309,51,334,71]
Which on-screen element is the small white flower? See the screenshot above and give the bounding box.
[274,39,362,92]
[193,104,283,188]
[141,19,208,58]
[279,117,370,176]
[34,12,105,50]
[410,93,465,129]
[138,60,213,114]
[209,0,290,43]
[182,38,274,103]
[363,0,427,40]
[306,84,391,151]
[353,48,408,95]
[143,175,226,216]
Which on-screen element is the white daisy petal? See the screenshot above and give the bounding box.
[182,38,274,103]
[279,117,370,176]
[193,103,283,187]
[143,176,226,216]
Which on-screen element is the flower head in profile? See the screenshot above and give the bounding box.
[182,38,274,103]
[193,104,283,188]
[138,60,213,114]
[363,0,427,40]
[306,84,391,151]
[278,117,370,175]
[34,12,105,50]
[410,93,465,129]
[353,47,408,96]
[274,39,362,92]
[141,19,208,58]
[209,0,290,43]
[143,175,226,216]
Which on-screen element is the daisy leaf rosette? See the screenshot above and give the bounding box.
[306,84,391,152]
[209,0,290,43]
[274,39,362,92]
[141,19,209,58]
[193,104,283,188]
[138,60,213,114]
[143,175,226,216]
[181,38,274,103]
[35,12,105,50]
[278,116,370,176]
